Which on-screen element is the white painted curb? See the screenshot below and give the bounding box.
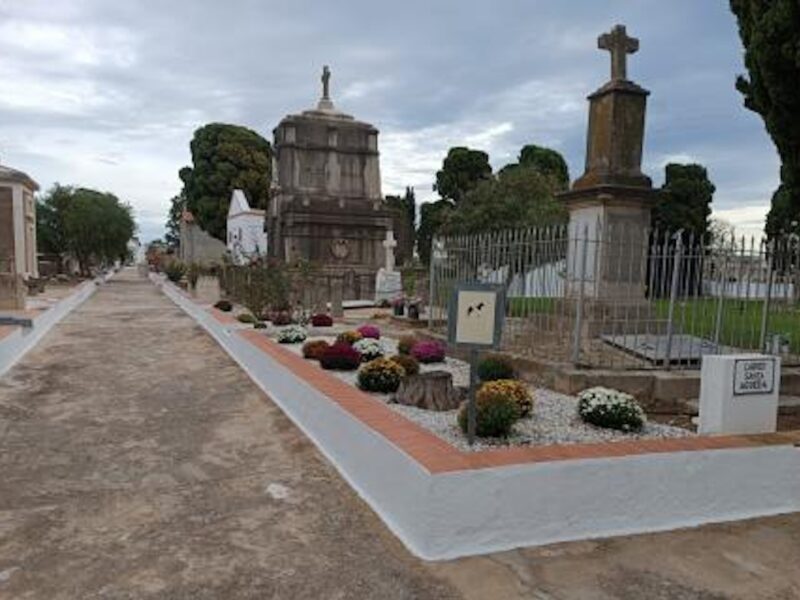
[157,277,800,561]
[0,277,106,378]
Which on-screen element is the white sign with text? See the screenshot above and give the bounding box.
[699,354,780,435]
[733,358,776,396]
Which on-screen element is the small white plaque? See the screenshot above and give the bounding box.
[733,358,775,396]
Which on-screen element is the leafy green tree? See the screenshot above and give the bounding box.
[730,0,800,237]
[385,186,416,265]
[165,194,186,249]
[433,147,492,204]
[417,200,455,265]
[499,144,571,190]
[37,185,136,275]
[444,168,567,235]
[36,183,73,256]
[180,123,271,241]
[652,163,715,239]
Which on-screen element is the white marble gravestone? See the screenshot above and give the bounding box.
[698,354,780,435]
[375,230,402,303]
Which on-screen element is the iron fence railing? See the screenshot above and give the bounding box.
[428,225,800,370]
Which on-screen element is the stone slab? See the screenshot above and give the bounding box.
[602,333,737,365]
[375,269,402,303]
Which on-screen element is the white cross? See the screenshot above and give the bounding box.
[382,230,397,272]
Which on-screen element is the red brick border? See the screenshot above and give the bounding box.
[238,330,800,474]
[208,307,240,325]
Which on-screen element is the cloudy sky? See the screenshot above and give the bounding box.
[0,0,780,242]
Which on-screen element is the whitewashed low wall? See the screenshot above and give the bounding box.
[159,278,800,561]
[0,279,100,378]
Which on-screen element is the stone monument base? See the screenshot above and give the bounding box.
[0,274,26,310]
[375,268,402,303]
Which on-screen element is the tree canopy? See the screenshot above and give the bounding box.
[499,144,570,190]
[433,147,492,204]
[418,143,570,262]
[730,0,800,236]
[417,200,455,265]
[165,194,185,249]
[652,163,715,240]
[443,167,567,236]
[37,185,136,275]
[180,123,271,241]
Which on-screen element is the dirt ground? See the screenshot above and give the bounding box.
[1,269,799,599]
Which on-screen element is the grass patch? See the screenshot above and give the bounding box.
[507,296,799,353]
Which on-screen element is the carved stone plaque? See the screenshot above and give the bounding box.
[330,239,349,259]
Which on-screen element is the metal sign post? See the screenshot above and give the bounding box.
[448,282,506,445]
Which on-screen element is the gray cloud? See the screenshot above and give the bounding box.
[0,0,779,241]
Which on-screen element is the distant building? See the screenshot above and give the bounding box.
[227,189,267,264]
[0,162,39,279]
[179,209,226,264]
[127,237,146,265]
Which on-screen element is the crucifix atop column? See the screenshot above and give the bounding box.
[598,24,639,82]
[317,65,335,111]
[321,65,331,100]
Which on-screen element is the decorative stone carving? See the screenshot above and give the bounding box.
[330,239,349,259]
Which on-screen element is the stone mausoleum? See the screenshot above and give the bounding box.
[267,67,393,301]
[0,161,39,310]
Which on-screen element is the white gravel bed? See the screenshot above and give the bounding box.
[267,328,695,452]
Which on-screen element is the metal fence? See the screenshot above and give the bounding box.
[428,224,800,370]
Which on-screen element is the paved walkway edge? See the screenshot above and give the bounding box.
[0,278,102,378]
[156,277,800,561]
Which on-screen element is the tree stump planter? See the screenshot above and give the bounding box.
[394,371,462,411]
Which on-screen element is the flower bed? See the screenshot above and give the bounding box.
[271,332,694,452]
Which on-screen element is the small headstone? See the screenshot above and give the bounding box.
[375,230,402,302]
[699,354,780,435]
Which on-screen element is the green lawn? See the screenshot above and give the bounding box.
[653,298,800,354]
[507,296,800,353]
[507,297,559,316]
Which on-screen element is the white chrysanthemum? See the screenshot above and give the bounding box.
[277,325,307,344]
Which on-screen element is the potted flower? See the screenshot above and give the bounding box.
[391,296,405,317]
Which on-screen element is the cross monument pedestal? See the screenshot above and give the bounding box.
[558,24,660,307]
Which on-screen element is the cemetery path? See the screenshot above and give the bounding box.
[0,269,460,599]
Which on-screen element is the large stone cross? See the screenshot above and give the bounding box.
[598,24,638,81]
[382,230,397,272]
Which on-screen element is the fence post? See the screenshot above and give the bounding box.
[759,239,775,352]
[571,225,589,366]
[713,239,731,349]
[428,237,436,330]
[664,230,684,370]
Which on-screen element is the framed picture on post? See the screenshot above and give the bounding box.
[447,282,506,349]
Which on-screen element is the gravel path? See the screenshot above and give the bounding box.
[269,328,695,452]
